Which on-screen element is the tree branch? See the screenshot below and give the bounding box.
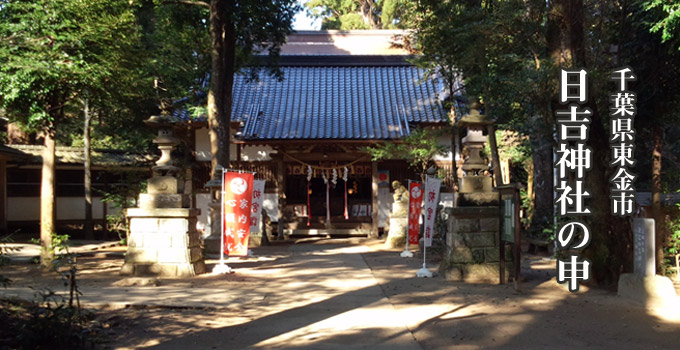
[162,0,210,9]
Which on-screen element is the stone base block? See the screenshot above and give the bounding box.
[385,217,407,249]
[122,208,205,278]
[459,176,493,193]
[249,233,264,247]
[618,273,678,308]
[440,263,512,284]
[203,234,222,254]
[147,176,179,194]
[458,193,499,206]
[139,193,189,209]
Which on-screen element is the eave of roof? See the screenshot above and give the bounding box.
[5,144,154,168]
[0,144,29,161]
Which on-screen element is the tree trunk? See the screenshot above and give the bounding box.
[549,0,632,285]
[652,125,664,272]
[525,158,534,225]
[84,99,93,240]
[40,129,56,266]
[529,136,554,234]
[208,0,235,176]
[359,0,380,29]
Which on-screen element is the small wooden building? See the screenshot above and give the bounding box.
[3,144,153,236]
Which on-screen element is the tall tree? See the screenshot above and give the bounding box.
[412,0,680,284]
[305,0,416,29]
[414,0,557,235]
[0,0,141,265]
[165,0,297,174]
[625,0,680,272]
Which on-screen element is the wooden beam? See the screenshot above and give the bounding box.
[371,161,379,238]
[276,155,286,239]
[283,152,369,162]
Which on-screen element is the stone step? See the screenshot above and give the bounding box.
[285,229,370,237]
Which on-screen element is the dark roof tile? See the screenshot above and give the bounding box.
[235,64,446,140]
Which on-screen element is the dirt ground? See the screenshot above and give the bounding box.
[2,238,680,349]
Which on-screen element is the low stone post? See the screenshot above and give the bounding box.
[384,181,408,248]
[618,218,678,306]
[633,218,656,277]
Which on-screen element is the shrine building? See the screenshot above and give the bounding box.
[188,30,458,237]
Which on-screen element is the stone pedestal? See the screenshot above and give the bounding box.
[384,201,408,249]
[122,208,206,277]
[618,218,678,307]
[203,201,222,254]
[440,206,511,283]
[385,217,408,248]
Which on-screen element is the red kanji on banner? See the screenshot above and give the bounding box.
[223,172,254,256]
[407,181,423,245]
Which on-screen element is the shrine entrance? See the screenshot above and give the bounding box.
[283,161,374,233]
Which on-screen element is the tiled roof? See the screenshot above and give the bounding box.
[234,60,447,140]
[5,144,154,167]
[0,144,29,160]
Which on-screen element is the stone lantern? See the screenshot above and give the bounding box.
[121,101,206,277]
[456,104,498,206]
[440,103,510,283]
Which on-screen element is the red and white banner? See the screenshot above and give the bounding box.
[223,171,254,256]
[249,179,266,233]
[423,176,442,247]
[407,181,423,245]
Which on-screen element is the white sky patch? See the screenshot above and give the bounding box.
[293,1,321,30]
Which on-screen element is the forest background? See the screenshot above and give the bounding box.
[1,0,680,286]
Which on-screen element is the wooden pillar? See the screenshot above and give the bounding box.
[371,161,379,238]
[0,160,7,234]
[276,155,286,239]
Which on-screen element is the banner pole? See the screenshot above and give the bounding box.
[213,168,232,274]
[220,167,225,264]
[417,176,433,278]
[401,180,414,258]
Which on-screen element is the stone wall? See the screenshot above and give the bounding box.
[440,206,511,283]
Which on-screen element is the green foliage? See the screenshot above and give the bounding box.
[99,174,147,242]
[305,0,416,29]
[644,0,680,50]
[664,192,680,277]
[364,127,447,177]
[381,0,417,29]
[413,0,555,130]
[496,130,531,166]
[0,0,142,132]
[13,289,92,349]
[0,234,20,288]
[47,234,82,308]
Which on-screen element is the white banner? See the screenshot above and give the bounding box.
[422,176,442,247]
[249,180,266,232]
